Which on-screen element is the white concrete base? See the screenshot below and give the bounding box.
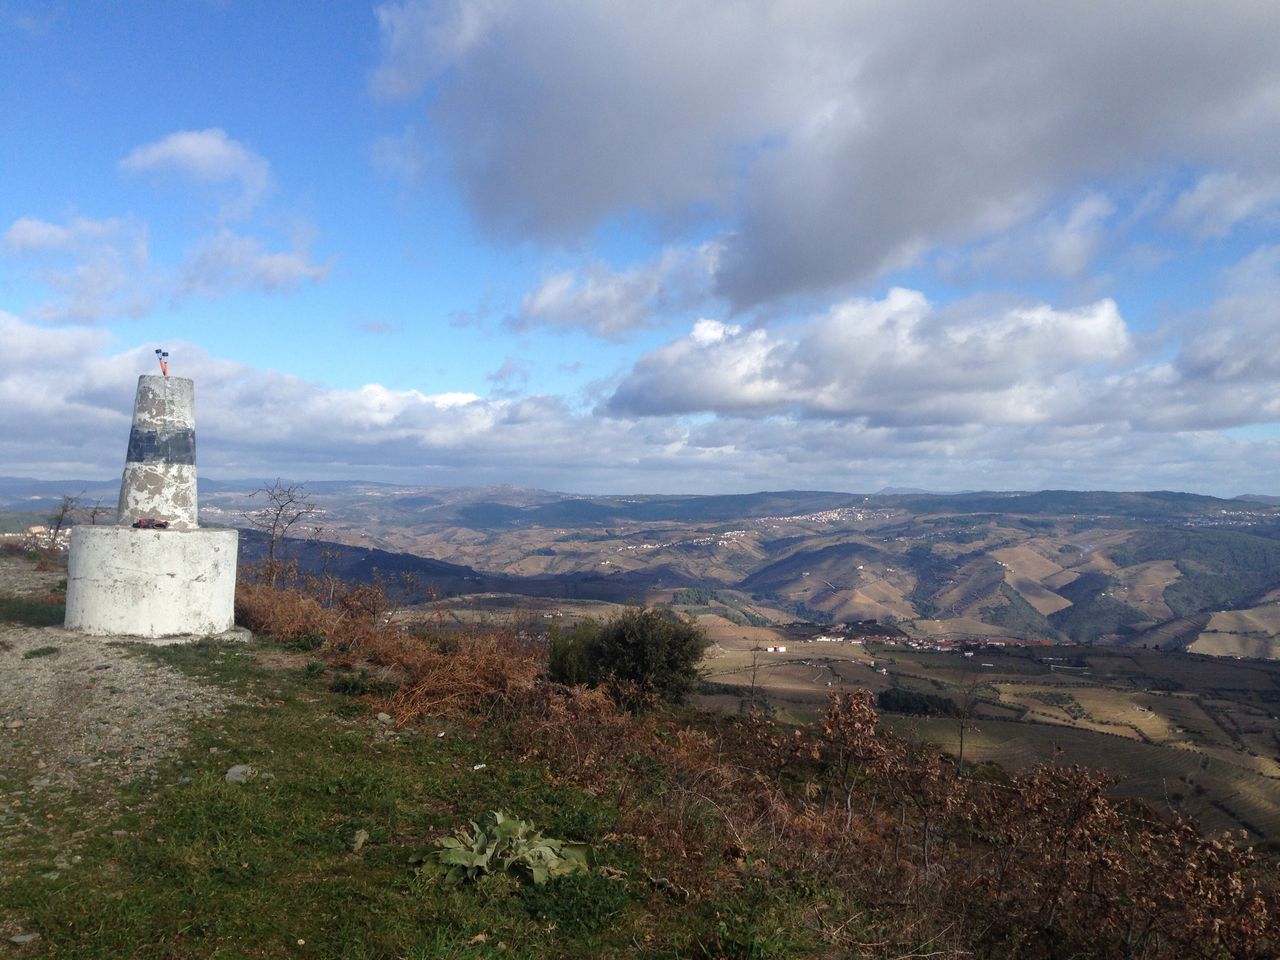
[119,625,253,646]
[65,526,239,639]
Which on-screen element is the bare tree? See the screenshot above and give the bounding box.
[242,480,321,586]
[84,498,110,525]
[954,664,986,775]
[46,493,81,548]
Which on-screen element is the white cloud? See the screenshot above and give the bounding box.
[486,357,527,386]
[960,193,1117,280]
[1151,245,1280,418]
[4,307,1280,495]
[120,129,272,219]
[515,244,717,338]
[3,213,328,318]
[179,231,330,299]
[1,215,152,323]
[608,288,1132,427]
[5,130,331,319]
[369,0,511,100]
[3,216,123,252]
[1167,171,1280,238]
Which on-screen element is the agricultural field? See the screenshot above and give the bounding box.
[698,627,1280,844]
[1192,605,1280,659]
[884,715,1280,842]
[991,544,1073,615]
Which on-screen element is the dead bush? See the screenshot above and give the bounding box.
[388,629,542,722]
[235,580,333,646]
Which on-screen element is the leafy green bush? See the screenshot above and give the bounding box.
[329,668,368,695]
[548,608,710,703]
[291,631,327,651]
[547,621,600,687]
[432,810,591,886]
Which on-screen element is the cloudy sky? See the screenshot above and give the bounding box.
[4,1,1280,496]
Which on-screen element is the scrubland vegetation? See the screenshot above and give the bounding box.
[226,567,1280,958]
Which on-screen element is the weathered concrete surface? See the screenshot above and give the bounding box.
[117,463,199,529]
[116,375,199,530]
[65,526,238,638]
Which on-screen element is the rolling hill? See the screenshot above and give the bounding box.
[9,478,1280,656]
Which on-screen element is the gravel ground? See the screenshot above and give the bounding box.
[0,556,238,833]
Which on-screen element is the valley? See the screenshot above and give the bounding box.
[9,479,1280,841]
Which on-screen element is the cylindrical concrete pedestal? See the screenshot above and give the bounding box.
[117,375,199,530]
[65,526,238,638]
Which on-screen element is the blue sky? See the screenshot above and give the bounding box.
[4,1,1280,495]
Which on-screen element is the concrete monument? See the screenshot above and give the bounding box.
[64,356,239,639]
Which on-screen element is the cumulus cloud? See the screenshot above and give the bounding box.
[369,0,510,100]
[5,306,1280,495]
[372,0,1280,308]
[608,288,1132,427]
[4,216,123,253]
[0,310,141,474]
[120,128,272,219]
[3,213,328,318]
[1146,245,1280,424]
[5,131,330,319]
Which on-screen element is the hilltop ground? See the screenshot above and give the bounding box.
[2,551,1277,958]
[0,558,234,831]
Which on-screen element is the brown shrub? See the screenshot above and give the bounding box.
[235,580,333,645]
[234,581,1280,959]
[387,629,541,722]
[236,578,543,723]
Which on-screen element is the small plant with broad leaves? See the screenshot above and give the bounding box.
[432,810,591,886]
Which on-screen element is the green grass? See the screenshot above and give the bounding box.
[0,641,824,959]
[0,595,65,626]
[20,644,59,659]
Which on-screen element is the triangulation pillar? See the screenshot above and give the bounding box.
[65,373,239,640]
[117,375,199,530]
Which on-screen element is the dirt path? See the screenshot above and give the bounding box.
[0,556,236,844]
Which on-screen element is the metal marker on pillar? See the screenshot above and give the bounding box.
[116,349,198,530]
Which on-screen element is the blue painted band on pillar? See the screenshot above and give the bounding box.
[125,428,197,465]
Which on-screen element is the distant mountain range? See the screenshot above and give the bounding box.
[7,478,1280,656]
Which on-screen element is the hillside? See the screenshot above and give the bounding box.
[8,480,1280,655]
[212,483,1280,657]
